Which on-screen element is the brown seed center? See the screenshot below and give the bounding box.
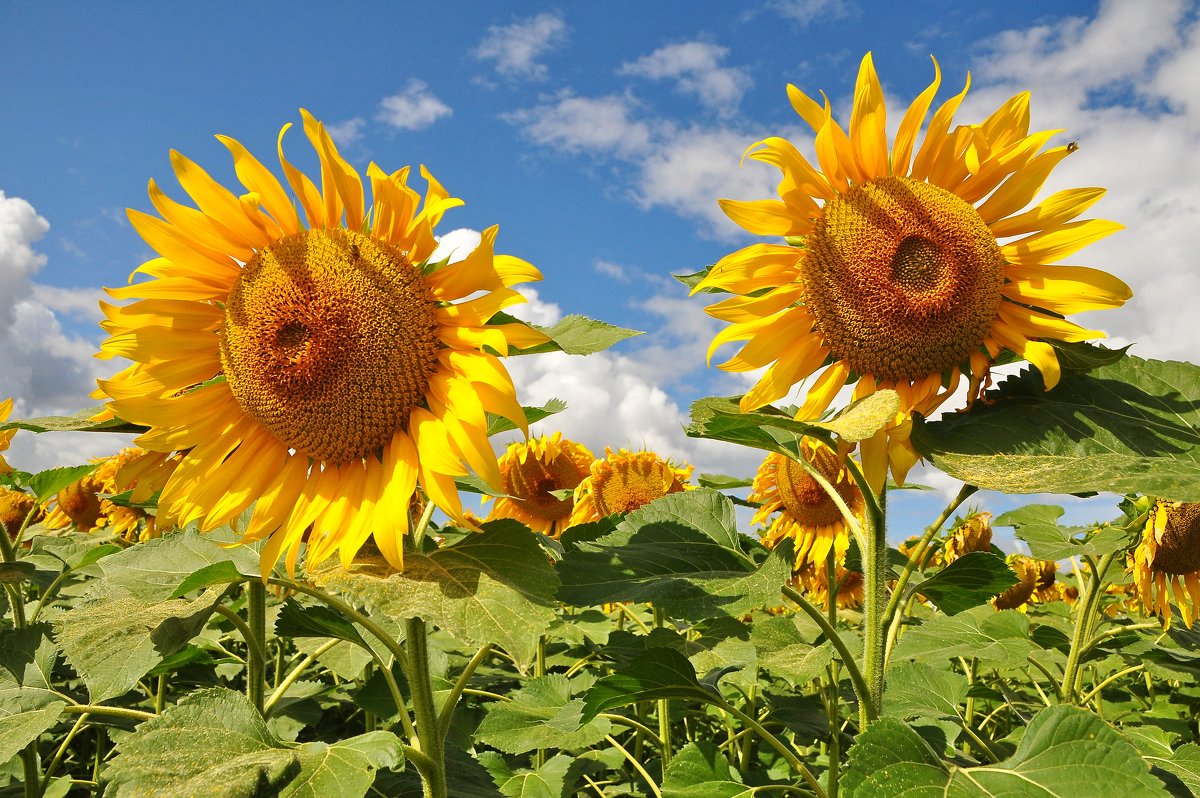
[1154,503,1200,575]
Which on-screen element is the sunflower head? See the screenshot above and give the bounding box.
[569,448,692,526]
[486,433,594,537]
[96,110,549,574]
[750,439,864,570]
[1132,500,1200,626]
[993,555,1041,611]
[696,52,1130,491]
[943,510,993,564]
[0,487,41,540]
[797,563,864,610]
[0,398,15,475]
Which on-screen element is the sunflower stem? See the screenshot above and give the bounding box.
[781,585,875,722]
[653,606,674,768]
[406,616,446,798]
[245,580,267,713]
[1061,551,1117,703]
[859,483,887,725]
[824,544,841,798]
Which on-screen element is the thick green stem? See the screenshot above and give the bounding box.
[406,617,445,798]
[824,545,840,797]
[1061,552,1117,703]
[859,485,887,725]
[246,581,267,713]
[39,713,88,796]
[264,639,340,716]
[781,585,875,722]
[653,607,673,768]
[60,705,156,723]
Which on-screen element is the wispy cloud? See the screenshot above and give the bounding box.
[475,11,568,80]
[377,80,452,131]
[325,117,366,147]
[594,259,631,282]
[764,0,855,25]
[619,41,752,114]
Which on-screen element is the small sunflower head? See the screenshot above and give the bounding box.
[0,487,41,539]
[944,510,993,564]
[569,448,693,526]
[797,562,864,610]
[55,476,106,532]
[487,433,594,537]
[994,555,1040,611]
[1132,500,1200,626]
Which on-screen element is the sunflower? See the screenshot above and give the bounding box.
[569,448,692,526]
[943,510,993,564]
[95,110,547,574]
[0,398,15,475]
[42,449,158,540]
[749,440,864,570]
[696,53,1130,491]
[1132,500,1200,627]
[0,486,42,540]
[993,555,1041,611]
[485,432,594,537]
[797,563,864,610]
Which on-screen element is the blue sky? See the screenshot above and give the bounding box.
[2,0,1197,543]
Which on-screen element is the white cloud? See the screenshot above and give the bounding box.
[0,190,129,471]
[593,259,630,281]
[475,11,568,80]
[325,117,366,147]
[765,0,854,25]
[620,42,752,114]
[377,80,452,131]
[503,92,653,157]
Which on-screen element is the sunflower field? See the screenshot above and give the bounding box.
[3,51,1200,798]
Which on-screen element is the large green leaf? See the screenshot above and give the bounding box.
[283,732,404,798]
[912,552,1019,616]
[891,605,1034,669]
[845,707,1168,797]
[318,521,559,670]
[750,615,834,686]
[54,583,226,702]
[0,405,143,434]
[661,742,753,798]
[0,686,65,764]
[1144,743,1200,795]
[0,623,58,688]
[520,314,643,355]
[24,465,98,503]
[556,489,791,620]
[474,673,612,754]
[911,355,1200,500]
[994,505,1131,560]
[581,647,715,723]
[883,662,969,721]
[99,529,260,602]
[479,752,577,798]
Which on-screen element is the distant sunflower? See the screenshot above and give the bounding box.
[696,53,1129,491]
[0,486,41,540]
[485,433,594,537]
[993,555,1040,611]
[749,440,864,570]
[569,448,692,526]
[1132,500,1200,627]
[943,510,993,563]
[798,563,864,610]
[0,398,15,475]
[96,110,547,574]
[43,449,157,540]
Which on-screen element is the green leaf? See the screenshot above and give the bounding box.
[317,520,559,671]
[581,647,715,723]
[482,753,576,798]
[883,662,969,720]
[283,732,404,798]
[54,583,226,702]
[994,505,1131,560]
[943,705,1168,796]
[556,489,790,620]
[25,464,97,503]
[1144,743,1200,795]
[661,742,753,798]
[911,355,1200,500]
[697,473,753,490]
[817,390,901,442]
[275,599,368,648]
[750,616,835,686]
[891,605,1034,669]
[104,687,300,798]
[0,623,58,689]
[519,314,643,355]
[686,396,808,458]
[842,716,948,797]
[99,529,260,602]
[474,674,612,754]
[0,686,65,764]
[0,405,144,434]
[913,552,1019,615]
[673,266,714,291]
[1048,340,1131,372]
[486,398,568,437]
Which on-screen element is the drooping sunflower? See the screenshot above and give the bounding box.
[696,53,1130,491]
[993,554,1042,611]
[749,439,864,570]
[1132,500,1200,627]
[569,448,692,526]
[797,563,864,610]
[0,486,42,540]
[43,449,159,540]
[96,111,547,574]
[943,510,993,564]
[0,398,15,475]
[485,432,594,537]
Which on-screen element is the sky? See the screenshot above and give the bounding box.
[1,0,1196,544]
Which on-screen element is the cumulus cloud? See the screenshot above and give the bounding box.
[475,11,568,80]
[377,80,452,131]
[619,41,752,114]
[0,191,128,470]
[503,92,653,158]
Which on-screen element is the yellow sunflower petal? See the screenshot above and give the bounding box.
[892,56,942,176]
[910,71,971,181]
[719,198,810,237]
[976,146,1073,224]
[1001,219,1124,266]
[1003,264,1131,313]
[850,52,889,179]
[168,150,273,250]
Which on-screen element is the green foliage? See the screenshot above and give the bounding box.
[486,398,568,437]
[892,605,1035,669]
[581,647,715,723]
[911,355,1200,500]
[0,686,64,764]
[661,742,752,798]
[0,405,143,434]
[475,674,612,754]
[912,552,1019,615]
[502,313,643,355]
[994,504,1131,560]
[98,528,260,602]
